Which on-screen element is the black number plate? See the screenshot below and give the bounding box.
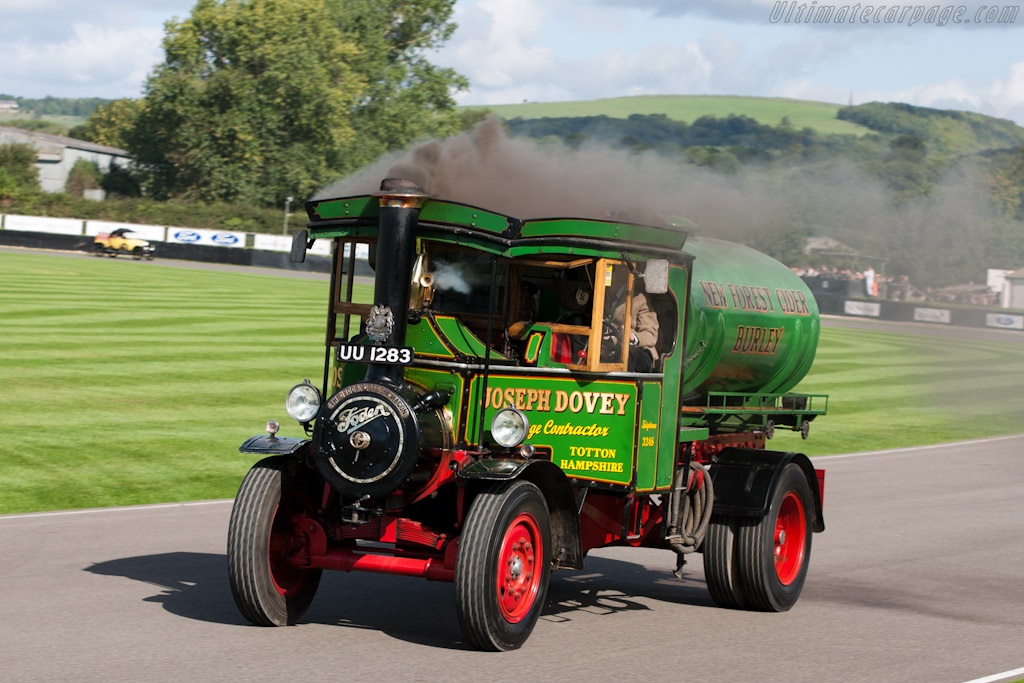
[336,344,414,365]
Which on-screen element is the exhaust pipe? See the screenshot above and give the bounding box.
[365,178,430,385]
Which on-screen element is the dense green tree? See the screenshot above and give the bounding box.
[326,0,468,170]
[64,159,102,197]
[128,0,365,204]
[0,143,40,203]
[68,99,142,149]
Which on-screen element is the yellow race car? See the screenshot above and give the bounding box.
[93,228,156,259]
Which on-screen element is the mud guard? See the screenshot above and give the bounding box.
[708,447,824,532]
[460,458,584,570]
[238,435,311,457]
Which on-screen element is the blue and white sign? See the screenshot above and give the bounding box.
[173,230,201,243]
[167,227,247,248]
[986,313,1024,330]
[211,233,241,246]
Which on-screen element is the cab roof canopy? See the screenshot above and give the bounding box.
[305,194,693,261]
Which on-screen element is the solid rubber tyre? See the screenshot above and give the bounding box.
[455,480,552,651]
[736,463,813,611]
[227,456,322,626]
[703,515,747,609]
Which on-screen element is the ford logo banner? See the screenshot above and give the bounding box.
[213,233,239,246]
[986,313,1024,330]
[174,230,201,243]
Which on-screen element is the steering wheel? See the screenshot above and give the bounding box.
[600,317,623,360]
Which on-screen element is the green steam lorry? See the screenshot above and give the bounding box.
[227,179,828,651]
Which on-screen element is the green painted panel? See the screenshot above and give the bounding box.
[657,265,688,489]
[404,367,463,433]
[520,218,687,249]
[433,315,510,360]
[468,374,638,486]
[309,196,377,220]
[420,202,511,233]
[405,318,455,359]
[307,196,511,234]
[637,382,662,491]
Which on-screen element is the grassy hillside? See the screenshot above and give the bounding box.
[467,95,872,136]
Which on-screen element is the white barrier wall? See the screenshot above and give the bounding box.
[253,232,333,257]
[3,214,83,235]
[252,234,292,252]
[166,226,248,248]
[2,214,345,260]
[85,220,167,242]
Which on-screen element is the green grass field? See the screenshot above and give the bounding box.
[468,95,871,136]
[2,250,1023,513]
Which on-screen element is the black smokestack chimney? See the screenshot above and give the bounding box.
[365,178,429,384]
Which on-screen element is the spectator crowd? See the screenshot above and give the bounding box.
[791,266,1000,306]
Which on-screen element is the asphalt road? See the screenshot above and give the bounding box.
[2,436,1022,683]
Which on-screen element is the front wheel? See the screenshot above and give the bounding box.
[735,464,813,611]
[455,480,552,651]
[227,456,322,626]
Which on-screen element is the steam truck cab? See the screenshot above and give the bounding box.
[227,179,828,651]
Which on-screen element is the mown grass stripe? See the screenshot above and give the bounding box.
[3,251,1024,513]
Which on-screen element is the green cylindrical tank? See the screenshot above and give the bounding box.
[681,236,820,398]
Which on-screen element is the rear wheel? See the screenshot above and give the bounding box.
[455,480,551,651]
[703,515,747,609]
[227,456,322,626]
[735,464,813,611]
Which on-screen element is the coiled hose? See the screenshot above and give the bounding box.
[668,461,714,559]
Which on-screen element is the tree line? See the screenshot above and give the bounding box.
[58,0,468,207]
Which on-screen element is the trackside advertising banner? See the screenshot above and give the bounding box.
[3,214,83,235]
[252,233,333,257]
[85,220,166,242]
[844,300,881,317]
[913,307,951,324]
[167,227,247,248]
[986,313,1024,330]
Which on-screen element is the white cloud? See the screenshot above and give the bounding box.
[0,0,193,98]
[440,0,557,96]
[4,23,165,98]
[846,62,1024,124]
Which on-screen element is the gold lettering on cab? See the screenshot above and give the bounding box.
[486,387,630,415]
[732,325,784,355]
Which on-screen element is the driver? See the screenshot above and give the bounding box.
[604,266,659,372]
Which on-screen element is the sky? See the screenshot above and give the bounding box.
[2,0,1023,125]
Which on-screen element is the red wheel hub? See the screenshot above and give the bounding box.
[496,512,543,623]
[773,491,807,585]
[268,490,311,596]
